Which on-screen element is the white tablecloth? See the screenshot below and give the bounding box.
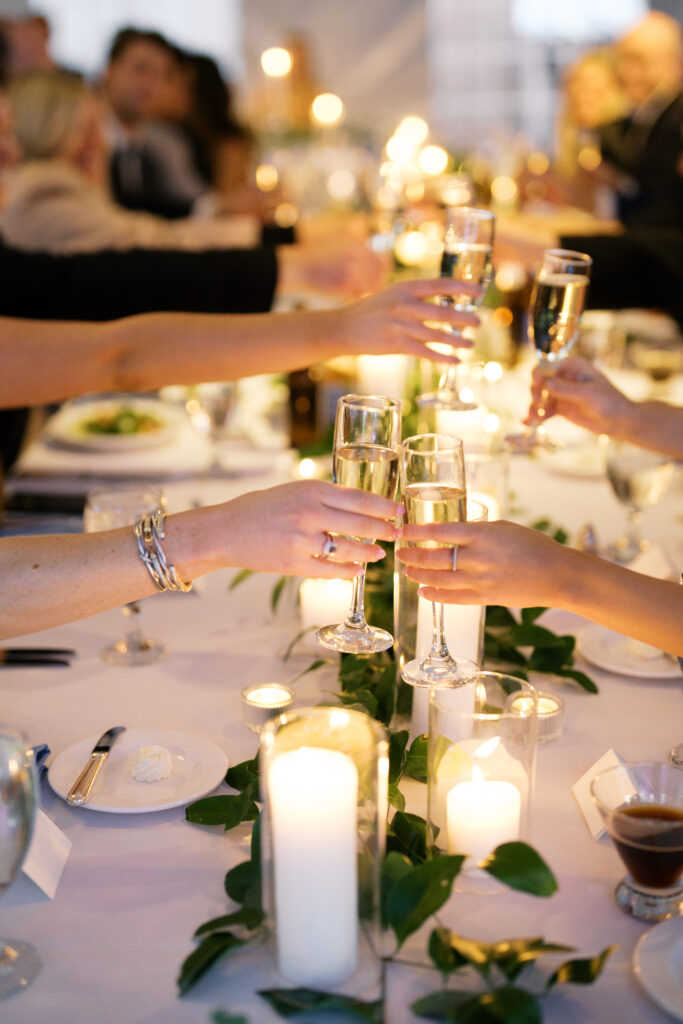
[2,450,682,1024]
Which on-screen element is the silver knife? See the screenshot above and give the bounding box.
[66,727,126,806]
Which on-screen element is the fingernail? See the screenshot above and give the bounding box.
[375,547,386,559]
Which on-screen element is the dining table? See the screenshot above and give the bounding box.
[1,365,682,1024]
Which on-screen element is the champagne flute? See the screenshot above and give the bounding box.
[186,382,236,476]
[417,206,494,411]
[84,485,168,666]
[400,433,476,687]
[605,440,674,563]
[506,248,592,454]
[316,395,401,654]
[0,725,40,998]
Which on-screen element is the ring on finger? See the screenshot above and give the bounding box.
[320,532,337,560]
[450,545,458,571]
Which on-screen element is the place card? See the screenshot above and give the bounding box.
[22,808,72,899]
[572,749,623,840]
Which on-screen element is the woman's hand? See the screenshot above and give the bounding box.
[219,480,401,578]
[334,278,482,363]
[396,520,569,608]
[526,356,633,435]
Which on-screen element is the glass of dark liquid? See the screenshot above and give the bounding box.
[591,761,683,921]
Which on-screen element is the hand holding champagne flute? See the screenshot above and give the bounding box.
[317,395,401,654]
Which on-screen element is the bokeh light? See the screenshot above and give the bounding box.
[260,47,292,77]
[311,93,344,125]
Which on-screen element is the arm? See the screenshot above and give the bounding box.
[0,278,481,408]
[396,520,683,656]
[530,356,683,459]
[0,480,400,640]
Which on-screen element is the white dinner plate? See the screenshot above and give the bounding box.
[44,397,180,452]
[48,728,228,813]
[634,916,683,1020]
[577,624,681,680]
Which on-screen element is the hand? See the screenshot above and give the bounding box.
[276,237,387,301]
[526,356,633,435]
[335,278,482,362]
[396,520,568,608]
[220,480,400,578]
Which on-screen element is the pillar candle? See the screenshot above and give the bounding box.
[357,354,407,403]
[268,747,359,986]
[446,765,521,861]
[300,578,353,633]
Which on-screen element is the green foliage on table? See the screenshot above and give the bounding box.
[383,853,465,946]
[212,1012,249,1024]
[177,932,248,996]
[259,987,383,1022]
[478,843,558,897]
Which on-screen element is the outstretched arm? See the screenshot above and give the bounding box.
[397,520,683,656]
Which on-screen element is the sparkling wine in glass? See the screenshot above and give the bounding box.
[316,395,401,654]
[0,725,41,998]
[605,440,674,563]
[506,248,592,454]
[84,485,168,666]
[417,206,494,412]
[400,434,477,687]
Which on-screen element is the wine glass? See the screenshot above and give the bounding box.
[0,725,41,998]
[605,440,674,563]
[185,382,236,475]
[400,433,478,687]
[591,761,683,921]
[506,248,592,454]
[316,395,401,654]
[417,206,494,412]
[84,485,168,666]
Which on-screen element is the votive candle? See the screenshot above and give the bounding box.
[446,765,521,861]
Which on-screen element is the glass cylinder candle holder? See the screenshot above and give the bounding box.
[260,706,389,996]
[241,683,294,733]
[428,672,538,893]
[464,443,509,521]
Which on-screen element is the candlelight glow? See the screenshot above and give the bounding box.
[490,175,518,203]
[397,115,429,144]
[311,93,344,125]
[483,412,501,434]
[255,163,279,191]
[419,145,449,176]
[578,145,601,171]
[261,47,292,77]
[483,361,503,382]
[394,230,429,265]
[327,168,356,200]
[527,151,549,175]
[386,135,415,162]
[298,458,316,478]
[274,202,298,227]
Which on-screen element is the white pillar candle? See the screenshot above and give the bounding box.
[446,765,521,861]
[299,578,354,632]
[436,406,485,446]
[268,747,359,987]
[468,490,500,522]
[357,354,408,403]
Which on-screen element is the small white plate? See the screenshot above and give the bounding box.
[634,916,683,1020]
[48,728,228,813]
[44,397,179,452]
[577,624,681,679]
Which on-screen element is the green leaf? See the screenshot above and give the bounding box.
[177,932,246,996]
[194,907,264,937]
[480,842,557,897]
[428,927,469,976]
[258,988,383,1022]
[491,938,576,983]
[413,986,542,1023]
[553,667,599,694]
[282,627,319,661]
[185,789,258,830]
[520,607,548,625]
[228,568,254,591]
[485,605,518,628]
[386,811,431,863]
[547,946,616,990]
[509,624,572,650]
[212,1012,249,1024]
[388,730,409,785]
[226,757,259,792]
[388,781,406,812]
[404,734,428,783]
[270,575,291,614]
[224,858,262,914]
[385,855,465,947]
[292,658,330,680]
[335,689,378,718]
[374,663,398,726]
[381,851,413,928]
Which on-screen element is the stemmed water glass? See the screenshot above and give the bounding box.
[186,382,236,475]
[0,725,40,998]
[84,485,168,666]
[417,206,494,412]
[316,395,401,654]
[506,248,592,454]
[400,433,477,686]
[605,439,675,563]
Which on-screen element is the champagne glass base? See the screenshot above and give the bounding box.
[505,429,563,455]
[316,622,393,655]
[401,654,477,688]
[0,940,41,998]
[416,391,477,412]
[615,877,682,922]
[100,638,167,667]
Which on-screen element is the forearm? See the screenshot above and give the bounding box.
[612,399,683,459]
[553,548,683,655]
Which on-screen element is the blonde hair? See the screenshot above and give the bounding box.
[9,69,88,160]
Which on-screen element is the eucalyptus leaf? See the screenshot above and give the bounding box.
[177,932,247,996]
[480,842,557,897]
[386,811,430,863]
[194,908,264,937]
[546,946,616,990]
[259,987,383,1022]
[413,986,542,1023]
[228,568,254,591]
[226,757,259,793]
[385,855,465,947]
[403,734,428,783]
[185,789,258,830]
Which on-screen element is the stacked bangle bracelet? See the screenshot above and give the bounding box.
[133,510,192,593]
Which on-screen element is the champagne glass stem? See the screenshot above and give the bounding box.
[345,567,367,629]
[625,506,644,552]
[431,601,449,661]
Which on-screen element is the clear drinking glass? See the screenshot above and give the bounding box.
[605,440,674,563]
[400,434,477,687]
[0,725,41,998]
[316,395,401,654]
[506,248,592,454]
[84,484,167,666]
[186,382,236,475]
[417,206,494,412]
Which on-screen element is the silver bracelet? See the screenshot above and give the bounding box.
[133,511,193,593]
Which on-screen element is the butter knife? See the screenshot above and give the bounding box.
[66,726,126,806]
